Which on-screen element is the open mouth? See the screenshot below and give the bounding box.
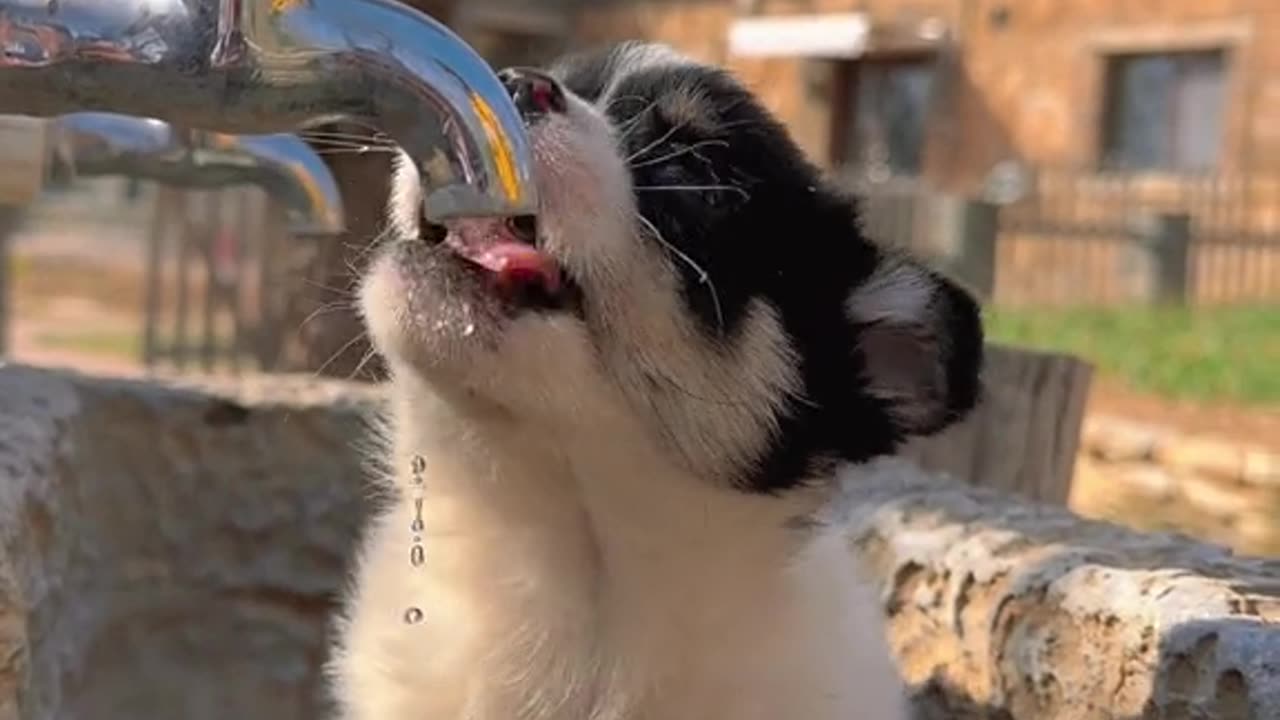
[424,214,578,311]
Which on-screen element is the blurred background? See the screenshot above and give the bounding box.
[0,0,1276,552]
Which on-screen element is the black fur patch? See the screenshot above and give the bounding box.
[551,43,984,493]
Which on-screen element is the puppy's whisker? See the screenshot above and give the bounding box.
[308,143,396,153]
[651,370,753,408]
[352,225,397,255]
[303,278,358,296]
[312,147,399,157]
[344,257,365,280]
[298,129,395,145]
[346,346,382,381]
[629,140,729,169]
[634,212,725,335]
[604,93,652,112]
[300,130,393,140]
[625,120,689,165]
[297,299,354,330]
[614,99,661,142]
[312,331,370,379]
[634,184,751,201]
[300,135,392,147]
[343,239,384,260]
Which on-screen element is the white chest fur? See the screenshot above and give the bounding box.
[329,387,908,720]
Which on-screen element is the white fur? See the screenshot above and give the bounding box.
[602,42,695,99]
[846,254,935,327]
[330,46,911,720]
[330,382,907,720]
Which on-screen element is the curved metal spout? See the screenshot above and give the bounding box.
[0,0,536,221]
[51,112,344,234]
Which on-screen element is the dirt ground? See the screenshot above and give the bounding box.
[1087,376,1278,448]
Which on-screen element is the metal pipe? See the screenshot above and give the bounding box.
[0,0,536,221]
[51,112,344,234]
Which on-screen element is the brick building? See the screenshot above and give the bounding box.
[454,0,1280,194]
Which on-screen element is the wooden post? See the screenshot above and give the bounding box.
[1133,211,1191,305]
[172,191,193,372]
[142,187,171,369]
[0,117,46,358]
[930,196,998,302]
[0,205,28,358]
[900,343,1094,505]
[0,211,9,357]
[199,190,221,373]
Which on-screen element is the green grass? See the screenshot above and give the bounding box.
[984,305,1280,407]
[33,328,142,360]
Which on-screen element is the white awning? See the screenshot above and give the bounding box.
[727,13,871,59]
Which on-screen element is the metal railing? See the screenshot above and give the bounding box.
[850,167,1280,307]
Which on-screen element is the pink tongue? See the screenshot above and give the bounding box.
[445,220,561,293]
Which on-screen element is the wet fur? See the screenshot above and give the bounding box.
[330,42,984,720]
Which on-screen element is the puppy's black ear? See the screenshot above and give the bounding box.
[846,251,984,437]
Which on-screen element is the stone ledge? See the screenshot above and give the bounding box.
[845,459,1280,719]
[2,363,1278,720]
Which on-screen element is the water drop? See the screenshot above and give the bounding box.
[411,518,425,533]
[412,535,421,544]
[463,322,476,337]
[410,545,425,566]
[404,607,424,624]
[411,455,426,475]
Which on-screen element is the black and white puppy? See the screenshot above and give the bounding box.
[331,41,983,720]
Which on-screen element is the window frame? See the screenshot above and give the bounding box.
[1081,20,1249,176]
[830,51,940,181]
[1098,48,1230,173]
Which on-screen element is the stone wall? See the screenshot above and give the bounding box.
[1073,415,1280,558]
[2,363,1278,719]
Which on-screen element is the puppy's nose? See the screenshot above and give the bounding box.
[498,67,567,118]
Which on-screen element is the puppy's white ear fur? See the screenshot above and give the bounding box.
[846,253,984,437]
[387,149,421,239]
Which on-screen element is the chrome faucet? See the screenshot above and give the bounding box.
[0,0,537,221]
[51,112,344,235]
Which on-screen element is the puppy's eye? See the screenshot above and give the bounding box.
[505,214,538,244]
[422,222,448,244]
[418,205,447,244]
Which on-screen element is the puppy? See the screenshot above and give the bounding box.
[330,41,983,720]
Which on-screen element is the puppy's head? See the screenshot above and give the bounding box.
[361,42,983,491]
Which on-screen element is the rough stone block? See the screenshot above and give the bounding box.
[1157,438,1248,484]
[1081,416,1161,463]
[1244,450,1280,488]
[0,363,379,720]
[845,460,1280,719]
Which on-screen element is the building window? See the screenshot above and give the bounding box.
[1100,50,1227,172]
[835,58,936,178]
